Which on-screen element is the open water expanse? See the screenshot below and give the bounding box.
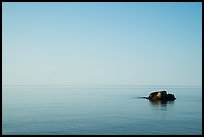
[2,85,202,135]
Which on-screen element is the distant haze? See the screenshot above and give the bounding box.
[2,2,202,86]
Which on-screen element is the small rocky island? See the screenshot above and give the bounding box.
[147,90,176,101]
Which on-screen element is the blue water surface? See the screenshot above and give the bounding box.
[2,85,202,135]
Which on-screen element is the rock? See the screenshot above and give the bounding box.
[165,93,176,100]
[148,91,176,101]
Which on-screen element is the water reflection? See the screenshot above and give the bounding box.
[149,100,175,110]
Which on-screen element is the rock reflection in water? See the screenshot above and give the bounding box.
[149,99,175,110]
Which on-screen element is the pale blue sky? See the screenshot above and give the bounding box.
[2,2,202,86]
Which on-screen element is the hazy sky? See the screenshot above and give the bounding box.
[2,2,202,86]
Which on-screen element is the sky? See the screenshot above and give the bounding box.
[2,2,202,86]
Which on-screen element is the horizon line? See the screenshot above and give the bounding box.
[2,84,202,87]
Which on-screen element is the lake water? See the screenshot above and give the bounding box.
[2,85,202,135]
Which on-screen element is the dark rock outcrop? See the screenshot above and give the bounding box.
[148,91,176,101]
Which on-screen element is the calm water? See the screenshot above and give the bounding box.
[2,85,202,135]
